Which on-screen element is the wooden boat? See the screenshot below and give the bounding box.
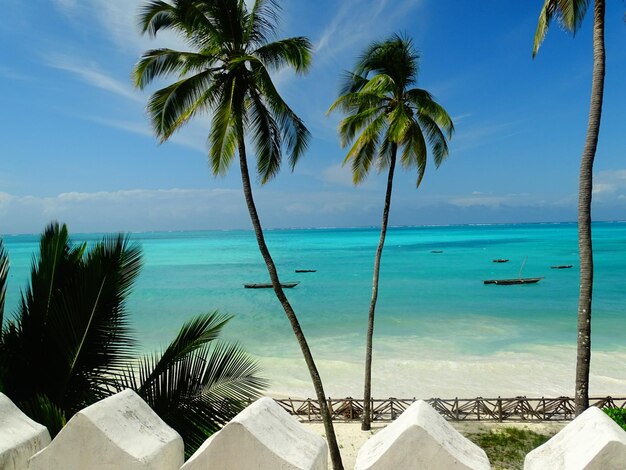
[550,265,573,269]
[484,257,543,285]
[430,250,443,254]
[295,269,316,273]
[244,282,300,289]
[492,259,509,263]
[484,277,543,285]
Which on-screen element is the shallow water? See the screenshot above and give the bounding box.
[3,222,626,398]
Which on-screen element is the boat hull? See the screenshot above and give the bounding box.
[483,277,543,285]
[244,282,300,289]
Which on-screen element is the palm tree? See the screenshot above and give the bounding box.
[328,34,454,431]
[0,223,267,457]
[533,0,605,415]
[132,1,343,466]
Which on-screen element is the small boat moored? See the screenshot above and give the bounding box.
[244,282,300,289]
[550,265,573,269]
[430,250,443,254]
[483,277,543,285]
[492,259,509,263]
[295,269,316,273]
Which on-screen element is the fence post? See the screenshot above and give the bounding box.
[455,398,459,421]
[497,397,502,423]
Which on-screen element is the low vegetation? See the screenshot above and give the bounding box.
[604,407,626,431]
[464,426,553,470]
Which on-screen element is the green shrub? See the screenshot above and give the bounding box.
[603,407,626,431]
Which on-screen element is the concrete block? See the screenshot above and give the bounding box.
[181,397,327,470]
[0,393,51,470]
[524,406,626,469]
[28,389,183,470]
[355,400,490,470]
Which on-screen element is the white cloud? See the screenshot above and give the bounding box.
[593,169,626,197]
[0,187,383,235]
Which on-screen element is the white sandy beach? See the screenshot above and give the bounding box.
[262,342,626,399]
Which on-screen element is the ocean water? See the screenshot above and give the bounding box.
[3,222,626,398]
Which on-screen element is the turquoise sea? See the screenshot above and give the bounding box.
[3,222,626,398]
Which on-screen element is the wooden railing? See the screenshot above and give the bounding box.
[273,396,626,422]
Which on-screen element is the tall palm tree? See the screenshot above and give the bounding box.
[133,1,343,466]
[0,223,267,457]
[329,34,454,431]
[533,0,605,415]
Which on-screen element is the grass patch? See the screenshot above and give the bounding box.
[464,427,552,470]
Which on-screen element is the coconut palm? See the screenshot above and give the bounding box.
[0,223,267,457]
[133,1,343,466]
[328,34,454,430]
[533,0,605,415]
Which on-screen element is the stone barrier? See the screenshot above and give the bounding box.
[2,392,626,469]
[0,393,51,470]
[182,397,327,470]
[28,389,184,470]
[356,400,490,469]
[524,406,626,469]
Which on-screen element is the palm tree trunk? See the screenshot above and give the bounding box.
[362,147,397,431]
[575,0,605,416]
[237,139,344,469]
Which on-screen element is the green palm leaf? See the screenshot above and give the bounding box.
[118,312,267,458]
[533,0,591,56]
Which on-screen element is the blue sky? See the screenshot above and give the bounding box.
[1,0,625,234]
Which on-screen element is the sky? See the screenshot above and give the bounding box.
[0,0,625,234]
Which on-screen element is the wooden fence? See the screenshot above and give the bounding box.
[273,396,626,422]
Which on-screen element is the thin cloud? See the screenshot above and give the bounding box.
[593,169,626,198]
[314,0,424,59]
[44,54,142,103]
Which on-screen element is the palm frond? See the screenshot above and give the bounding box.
[248,90,282,184]
[138,0,218,41]
[209,78,240,176]
[400,120,428,186]
[354,33,419,88]
[416,111,449,168]
[133,49,216,90]
[533,0,590,57]
[337,105,385,148]
[254,37,312,74]
[251,61,310,172]
[120,313,267,458]
[407,88,454,139]
[18,394,67,438]
[147,70,215,140]
[136,311,231,394]
[344,112,387,184]
[245,0,280,46]
[337,71,369,96]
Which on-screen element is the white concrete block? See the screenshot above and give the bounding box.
[181,397,327,470]
[0,393,51,470]
[355,400,490,470]
[27,389,183,470]
[524,406,626,469]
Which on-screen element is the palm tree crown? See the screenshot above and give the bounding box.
[328,34,454,186]
[134,0,312,183]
